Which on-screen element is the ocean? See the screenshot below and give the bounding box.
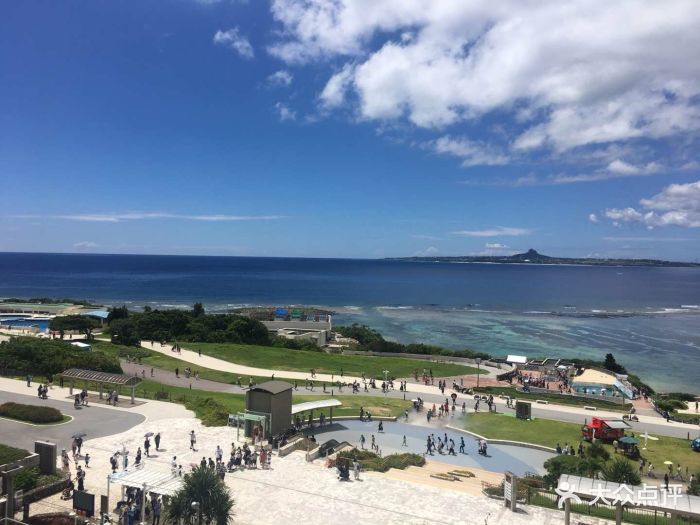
[1,252,699,393]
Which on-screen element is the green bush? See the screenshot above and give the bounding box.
[336,449,425,472]
[688,472,700,496]
[654,398,688,412]
[0,337,122,376]
[0,444,30,465]
[0,402,64,424]
[602,457,641,485]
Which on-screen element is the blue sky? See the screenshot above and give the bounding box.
[1,0,699,260]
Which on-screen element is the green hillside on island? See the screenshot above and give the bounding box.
[388,249,700,267]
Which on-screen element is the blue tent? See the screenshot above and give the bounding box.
[275,308,288,317]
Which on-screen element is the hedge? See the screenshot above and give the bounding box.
[0,402,64,424]
[336,449,425,472]
[0,444,31,465]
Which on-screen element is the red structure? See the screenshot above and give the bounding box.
[581,417,630,442]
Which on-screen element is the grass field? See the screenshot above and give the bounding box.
[120,380,410,425]
[474,386,632,412]
[182,341,484,379]
[93,341,298,387]
[463,412,700,474]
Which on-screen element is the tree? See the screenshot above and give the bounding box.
[192,302,205,318]
[602,457,641,485]
[109,318,141,347]
[49,315,99,340]
[166,466,233,525]
[107,305,129,324]
[603,353,625,374]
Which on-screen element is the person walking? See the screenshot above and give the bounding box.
[144,437,151,457]
[76,466,85,491]
[353,458,361,480]
[359,434,365,449]
[190,430,196,451]
[402,435,407,447]
[154,432,161,451]
[151,498,161,525]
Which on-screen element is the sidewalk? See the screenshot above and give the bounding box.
[0,376,193,422]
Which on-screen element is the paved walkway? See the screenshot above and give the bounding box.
[135,341,700,438]
[138,340,500,396]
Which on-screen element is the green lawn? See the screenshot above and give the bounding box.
[182,341,484,379]
[93,341,285,386]
[464,412,700,474]
[118,380,409,425]
[474,386,632,412]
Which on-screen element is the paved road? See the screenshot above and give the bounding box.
[0,391,145,452]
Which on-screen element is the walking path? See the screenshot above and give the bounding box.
[135,341,699,439]
[138,340,499,396]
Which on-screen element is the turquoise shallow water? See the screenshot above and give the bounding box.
[1,252,699,392]
[334,307,700,393]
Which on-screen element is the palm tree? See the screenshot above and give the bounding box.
[602,457,641,485]
[166,467,234,525]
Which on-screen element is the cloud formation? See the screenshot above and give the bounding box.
[213,28,254,59]
[603,180,700,228]
[270,0,700,170]
[451,226,531,237]
[430,135,509,167]
[73,241,99,248]
[274,102,296,121]
[268,70,293,86]
[12,213,285,223]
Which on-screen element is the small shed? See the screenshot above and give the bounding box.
[60,368,142,404]
[245,381,293,438]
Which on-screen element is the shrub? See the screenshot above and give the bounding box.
[0,402,64,424]
[0,337,122,376]
[543,455,583,488]
[602,457,641,485]
[0,444,31,465]
[688,473,700,496]
[336,449,425,472]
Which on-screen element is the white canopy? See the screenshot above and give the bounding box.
[291,398,342,415]
[506,355,527,364]
[109,468,183,496]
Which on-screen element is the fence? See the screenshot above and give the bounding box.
[526,488,700,525]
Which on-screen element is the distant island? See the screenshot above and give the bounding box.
[388,249,700,267]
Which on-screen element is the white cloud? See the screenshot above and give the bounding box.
[550,159,664,184]
[319,65,355,109]
[213,28,254,59]
[602,236,693,242]
[414,246,440,256]
[430,135,509,167]
[11,213,285,223]
[268,70,293,86]
[589,213,599,223]
[270,1,700,156]
[485,243,509,249]
[450,226,531,237]
[603,180,700,228]
[73,241,99,248]
[411,234,445,241]
[274,102,296,121]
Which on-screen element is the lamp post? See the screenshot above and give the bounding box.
[476,358,481,389]
[191,501,201,525]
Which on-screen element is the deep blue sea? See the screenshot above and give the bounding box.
[1,252,699,392]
